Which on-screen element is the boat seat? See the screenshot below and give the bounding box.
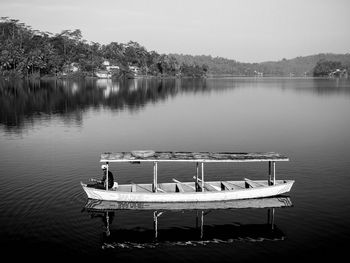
[244,178,264,188]
[204,183,219,191]
[176,183,185,192]
[197,182,219,192]
[222,181,245,190]
[131,184,137,192]
[156,186,166,193]
[221,181,234,190]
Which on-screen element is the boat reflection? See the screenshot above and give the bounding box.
[84,196,292,211]
[83,196,292,249]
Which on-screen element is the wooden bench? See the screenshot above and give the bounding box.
[221,181,245,190]
[204,183,219,191]
[221,181,234,190]
[131,184,137,192]
[196,182,220,192]
[176,183,185,192]
[244,178,265,188]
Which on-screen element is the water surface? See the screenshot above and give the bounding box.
[1,77,350,262]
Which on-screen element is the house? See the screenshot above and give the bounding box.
[126,65,140,79]
[129,65,139,73]
[70,63,79,72]
[329,69,348,78]
[102,61,110,67]
[95,61,120,78]
[62,62,80,75]
[102,60,120,71]
[254,70,263,77]
[107,65,120,71]
[95,70,112,79]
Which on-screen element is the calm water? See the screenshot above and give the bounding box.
[1,77,350,262]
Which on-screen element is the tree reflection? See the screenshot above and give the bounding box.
[0,78,211,132]
[3,77,347,133]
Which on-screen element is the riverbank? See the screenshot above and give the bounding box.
[0,71,208,81]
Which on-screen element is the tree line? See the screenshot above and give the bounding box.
[313,59,348,77]
[0,17,208,78]
[172,53,350,77]
[1,17,348,79]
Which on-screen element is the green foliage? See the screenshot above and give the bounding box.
[0,18,208,78]
[171,53,350,77]
[313,59,345,77]
[1,17,349,79]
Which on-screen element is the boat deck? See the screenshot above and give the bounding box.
[107,180,288,193]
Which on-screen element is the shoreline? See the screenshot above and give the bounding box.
[0,75,346,82]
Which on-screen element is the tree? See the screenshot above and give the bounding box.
[1,16,212,78]
[313,59,344,77]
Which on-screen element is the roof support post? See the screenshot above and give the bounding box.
[105,162,109,190]
[272,161,276,185]
[201,162,204,192]
[268,161,272,186]
[195,162,199,192]
[153,161,158,192]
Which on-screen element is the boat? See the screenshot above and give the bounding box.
[81,151,294,203]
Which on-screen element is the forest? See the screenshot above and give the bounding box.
[0,17,349,79]
[0,17,208,78]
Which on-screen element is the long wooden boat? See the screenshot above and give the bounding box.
[81,151,294,202]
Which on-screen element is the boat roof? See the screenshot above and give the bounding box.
[100,151,289,163]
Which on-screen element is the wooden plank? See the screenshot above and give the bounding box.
[244,178,265,188]
[226,181,245,189]
[157,187,165,193]
[201,162,204,192]
[176,183,184,192]
[172,179,196,191]
[131,184,136,192]
[135,184,153,192]
[204,183,219,191]
[221,181,233,190]
[100,151,289,163]
[195,177,221,191]
[156,185,165,193]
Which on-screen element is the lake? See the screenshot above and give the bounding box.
[1,77,350,262]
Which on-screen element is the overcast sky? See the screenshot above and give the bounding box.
[2,0,350,62]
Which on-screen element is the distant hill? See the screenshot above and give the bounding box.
[169,53,350,76]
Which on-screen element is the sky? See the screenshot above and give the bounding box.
[1,0,350,62]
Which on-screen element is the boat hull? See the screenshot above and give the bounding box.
[81,180,294,203]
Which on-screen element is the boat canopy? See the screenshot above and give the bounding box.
[100,151,289,163]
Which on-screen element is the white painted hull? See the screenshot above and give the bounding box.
[81,180,294,203]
